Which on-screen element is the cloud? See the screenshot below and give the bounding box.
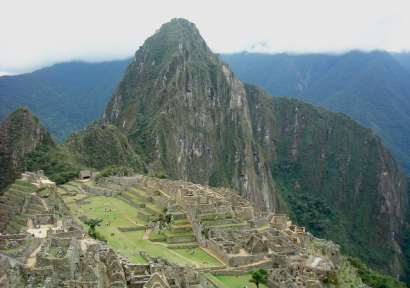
[0,0,409,75]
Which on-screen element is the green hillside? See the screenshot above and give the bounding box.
[0,59,131,142]
[222,51,410,174]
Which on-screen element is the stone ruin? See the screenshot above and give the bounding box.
[91,174,342,287]
[0,174,347,287]
[123,251,214,288]
[21,171,55,189]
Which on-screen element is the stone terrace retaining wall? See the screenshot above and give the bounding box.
[82,185,119,197]
[1,237,43,263]
[166,235,196,244]
[117,227,146,232]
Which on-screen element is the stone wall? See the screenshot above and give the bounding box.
[117,226,146,232]
[21,266,56,287]
[32,214,56,226]
[36,238,80,280]
[48,230,83,239]
[165,235,196,244]
[1,237,42,263]
[82,185,119,197]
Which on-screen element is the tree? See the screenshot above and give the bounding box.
[84,219,103,239]
[249,268,268,287]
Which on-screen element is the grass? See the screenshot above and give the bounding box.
[48,246,66,257]
[62,194,222,268]
[206,273,269,288]
[337,258,364,287]
[149,232,166,241]
[121,191,146,204]
[0,238,34,253]
[172,248,222,267]
[257,223,269,230]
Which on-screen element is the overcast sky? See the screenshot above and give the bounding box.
[1,0,409,76]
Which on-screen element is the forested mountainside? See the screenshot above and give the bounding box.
[1,18,409,284]
[0,59,131,142]
[99,19,409,281]
[0,107,52,190]
[221,51,410,174]
[1,48,409,180]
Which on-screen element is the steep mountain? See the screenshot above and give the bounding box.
[100,18,409,280]
[0,107,52,191]
[221,51,410,174]
[0,59,131,142]
[65,123,146,172]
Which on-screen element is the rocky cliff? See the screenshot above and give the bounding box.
[100,19,408,278]
[0,107,52,191]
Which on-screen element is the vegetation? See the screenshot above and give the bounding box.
[249,268,268,288]
[0,107,52,192]
[25,144,80,185]
[347,257,406,288]
[321,270,339,286]
[0,59,131,142]
[84,218,103,239]
[222,51,410,174]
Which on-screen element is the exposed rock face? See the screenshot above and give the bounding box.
[0,107,51,191]
[101,19,408,278]
[102,19,279,211]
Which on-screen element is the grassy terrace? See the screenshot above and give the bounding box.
[13,183,34,189]
[206,273,269,288]
[63,193,222,268]
[257,223,269,230]
[173,219,189,224]
[121,191,146,204]
[131,187,159,201]
[0,238,34,253]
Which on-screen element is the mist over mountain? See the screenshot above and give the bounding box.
[222,51,410,174]
[0,18,409,284]
[392,52,410,71]
[97,19,409,280]
[0,59,131,142]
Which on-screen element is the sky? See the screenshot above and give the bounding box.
[1,0,410,76]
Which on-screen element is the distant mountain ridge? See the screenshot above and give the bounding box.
[98,19,408,280]
[221,50,410,173]
[0,19,409,283]
[0,59,131,142]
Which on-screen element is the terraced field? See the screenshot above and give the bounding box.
[58,181,223,268]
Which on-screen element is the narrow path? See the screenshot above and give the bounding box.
[143,229,151,240]
[25,243,42,268]
[106,197,144,226]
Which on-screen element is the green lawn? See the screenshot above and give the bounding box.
[171,248,222,267]
[63,194,222,268]
[121,191,146,204]
[206,273,269,288]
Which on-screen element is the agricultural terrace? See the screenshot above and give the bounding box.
[59,182,222,268]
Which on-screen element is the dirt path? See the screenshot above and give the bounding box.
[106,198,144,226]
[143,229,151,240]
[25,243,42,268]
